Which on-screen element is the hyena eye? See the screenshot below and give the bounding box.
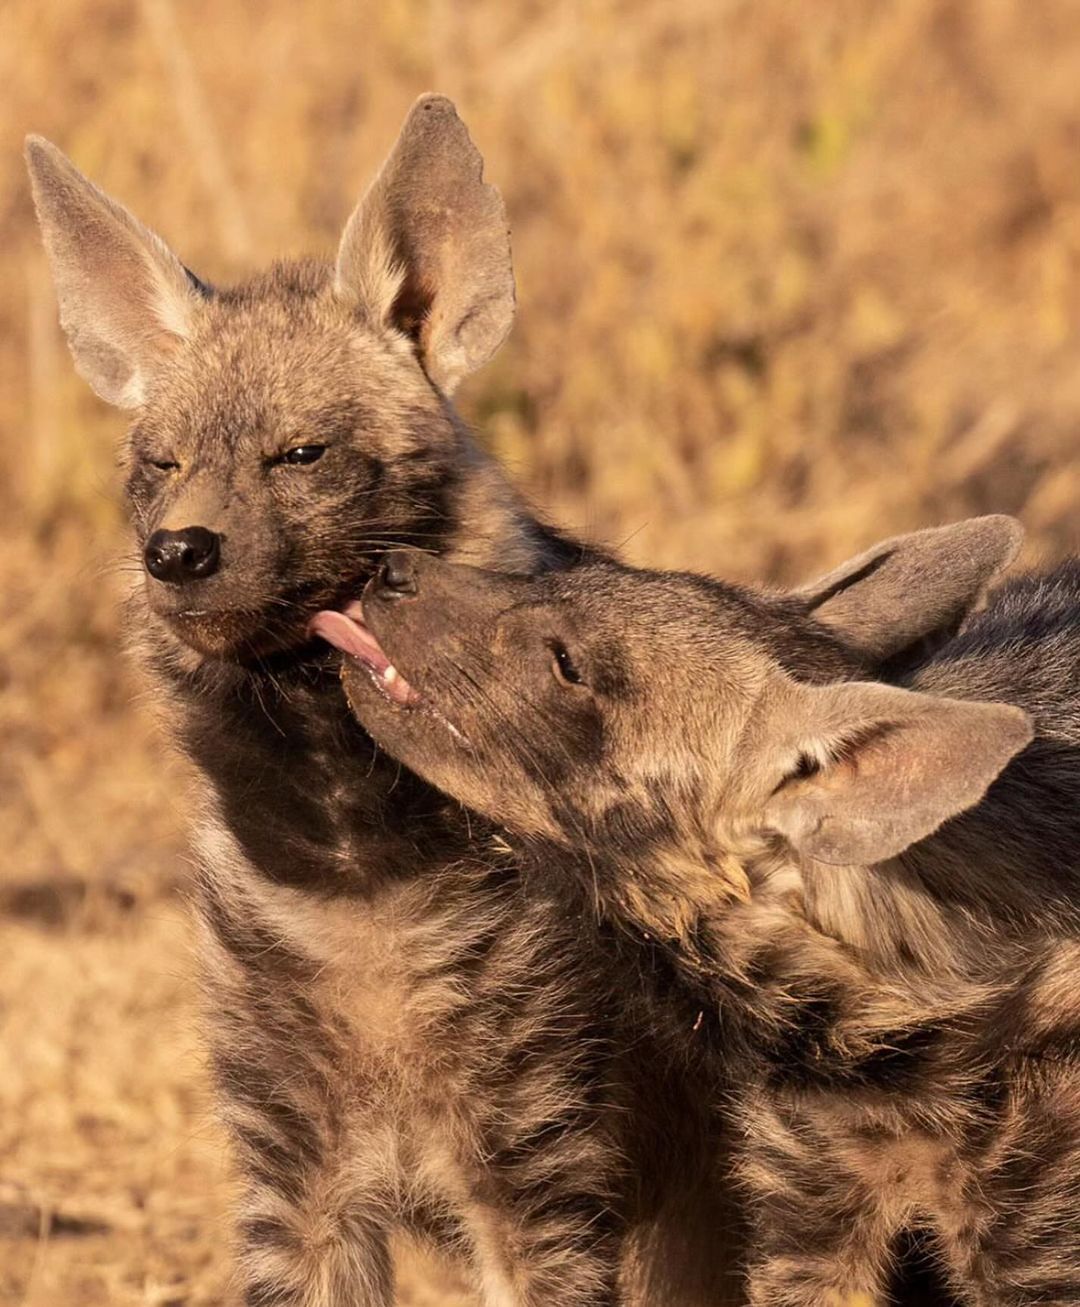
[276,445,327,467]
[148,457,180,472]
[550,641,585,688]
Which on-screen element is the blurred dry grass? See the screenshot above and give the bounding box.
[2,0,1080,1302]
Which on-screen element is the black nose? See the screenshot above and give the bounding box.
[375,551,419,599]
[144,526,221,584]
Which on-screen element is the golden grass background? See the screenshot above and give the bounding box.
[3,0,1080,1301]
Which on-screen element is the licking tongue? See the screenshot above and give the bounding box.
[310,601,418,707]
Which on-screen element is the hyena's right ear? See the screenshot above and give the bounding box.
[335,94,514,396]
[751,675,1033,867]
[25,137,208,409]
[796,516,1024,664]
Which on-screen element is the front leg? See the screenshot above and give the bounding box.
[234,1177,393,1307]
[937,1063,1080,1307]
[747,1217,891,1307]
[466,1085,629,1306]
[464,1187,623,1307]
[200,885,396,1307]
[738,1097,896,1307]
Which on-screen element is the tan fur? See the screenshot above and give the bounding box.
[192,802,740,1307]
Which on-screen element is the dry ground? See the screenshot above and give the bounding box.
[3,1,1080,1302]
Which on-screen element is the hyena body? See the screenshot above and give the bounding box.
[331,536,1080,1306]
[27,102,740,1305]
[194,796,721,1306]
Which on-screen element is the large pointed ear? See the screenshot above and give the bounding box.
[752,677,1032,866]
[334,94,514,396]
[25,136,208,409]
[796,517,1024,663]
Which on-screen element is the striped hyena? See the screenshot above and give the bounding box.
[27,93,1023,1303]
[329,536,1080,1306]
[26,97,743,1306]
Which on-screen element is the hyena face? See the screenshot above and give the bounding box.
[321,523,1030,877]
[121,274,455,657]
[27,97,514,660]
[320,552,852,845]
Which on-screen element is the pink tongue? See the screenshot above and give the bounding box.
[310,604,389,665]
[309,602,417,707]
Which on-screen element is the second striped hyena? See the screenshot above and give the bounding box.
[330,531,1080,1306]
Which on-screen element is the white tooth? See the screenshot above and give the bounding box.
[384,666,398,684]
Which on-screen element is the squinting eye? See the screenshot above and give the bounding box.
[551,642,585,687]
[149,458,179,472]
[277,445,326,466]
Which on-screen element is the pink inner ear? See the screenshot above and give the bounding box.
[27,136,205,409]
[759,677,1033,869]
[817,724,905,790]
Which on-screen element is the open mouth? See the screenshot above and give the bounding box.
[308,601,421,709]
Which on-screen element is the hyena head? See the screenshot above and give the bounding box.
[319,518,1031,895]
[26,97,514,661]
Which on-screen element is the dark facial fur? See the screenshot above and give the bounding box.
[127,255,740,1307]
[342,547,1080,1305]
[31,102,1018,1307]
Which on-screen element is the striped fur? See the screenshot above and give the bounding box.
[119,277,746,1307]
[191,813,731,1306]
[30,99,1015,1305]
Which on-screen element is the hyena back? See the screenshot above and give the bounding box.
[331,535,1080,1305]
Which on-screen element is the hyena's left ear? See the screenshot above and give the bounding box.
[749,676,1032,866]
[335,94,514,396]
[796,517,1024,664]
[25,137,209,409]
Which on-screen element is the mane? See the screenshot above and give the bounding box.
[214,258,333,306]
[807,561,1080,972]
